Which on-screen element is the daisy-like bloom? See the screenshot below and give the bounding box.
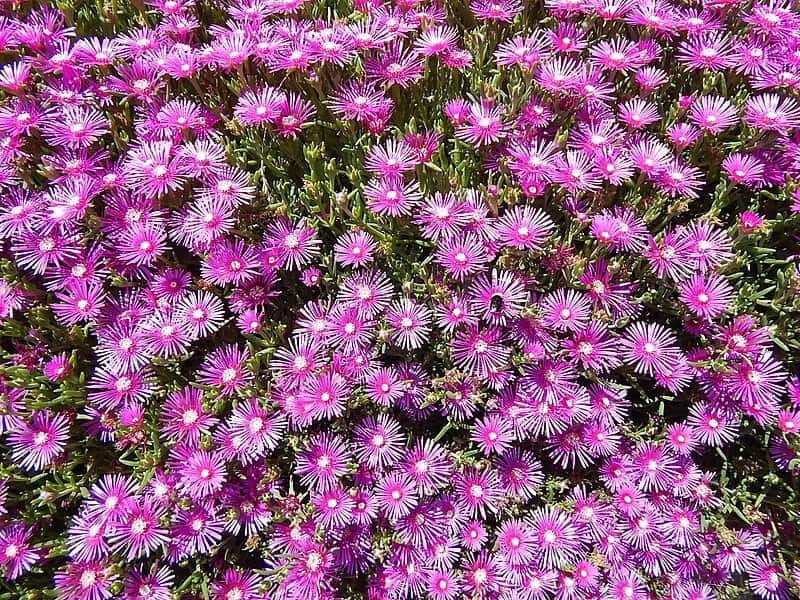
[589,37,642,72]
[66,510,110,562]
[642,229,694,282]
[0,523,40,580]
[620,322,682,377]
[41,105,108,148]
[94,325,150,371]
[328,80,386,123]
[739,210,765,233]
[677,32,736,71]
[296,370,350,422]
[495,448,543,500]
[634,66,668,92]
[7,410,70,471]
[401,438,452,494]
[666,122,702,151]
[198,167,256,208]
[123,565,174,600]
[375,472,418,520]
[564,320,621,372]
[679,221,734,272]
[496,518,536,565]
[583,418,621,458]
[363,177,422,217]
[271,336,324,390]
[747,557,790,600]
[107,497,169,560]
[469,269,527,326]
[177,139,227,179]
[117,222,169,268]
[688,96,739,134]
[202,240,260,285]
[265,218,321,271]
[52,280,106,326]
[657,158,705,198]
[434,232,489,281]
[495,33,551,71]
[12,227,81,276]
[678,273,734,319]
[279,541,335,600]
[159,387,217,446]
[727,353,787,408]
[666,422,700,457]
[414,25,459,57]
[329,305,374,351]
[455,100,508,147]
[43,353,71,381]
[506,139,558,181]
[227,399,286,463]
[494,205,555,250]
[631,442,680,492]
[178,449,227,499]
[142,314,191,359]
[444,99,472,125]
[414,192,470,241]
[451,325,510,377]
[593,149,635,186]
[385,298,432,350]
[543,22,581,53]
[470,0,522,21]
[169,501,225,560]
[526,506,581,569]
[53,560,116,600]
[176,291,225,338]
[454,467,502,518]
[743,93,800,131]
[427,569,460,600]
[312,486,354,529]
[363,367,402,407]
[436,294,477,333]
[618,98,660,128]
[234,86,284,126]
[122,141,187,198]
[83,473,139,522]
[364,139,417,179]
[552,150,603,193]
[540,289,591,332]
[339,270,394,319]
[777,409,800,435]
[275,92,315,137]
[295,433,350,491]
[364,42,425,89]
[471,413,514,455]
[353,414,406,470]
[687,403,739,447]
[334,230,376,268]
[723,153,766,187]
[197,345,252,397]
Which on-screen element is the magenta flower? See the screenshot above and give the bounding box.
[0,523,40,580]
[197,345,252,396]
[7,410,70,471]
[678,273,734,319]
[107,497,169,560]
[334,230,377,268]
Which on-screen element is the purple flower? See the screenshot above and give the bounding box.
[107,497,169,561]
[0,523,40,580]
[7,410,70,471]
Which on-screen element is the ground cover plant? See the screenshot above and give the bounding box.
[0,0,800,598]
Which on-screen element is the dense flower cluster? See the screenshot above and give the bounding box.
[0,0,799,599]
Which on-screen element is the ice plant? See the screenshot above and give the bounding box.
[0,1,798,599]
